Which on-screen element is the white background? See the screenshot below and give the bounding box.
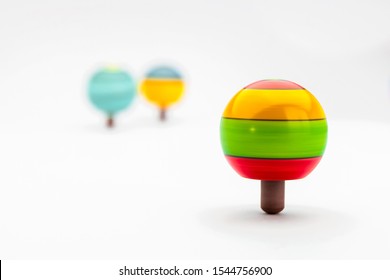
[1,0,390,259]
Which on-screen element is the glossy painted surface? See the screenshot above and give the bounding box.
[141,79,184,108]
[88,68,136,114]
[140,66,184,109]
[220,79,327,180]
[223,89,325,120]
[245,79,304,90]
[221,118,327,158]
[225,156,322,180]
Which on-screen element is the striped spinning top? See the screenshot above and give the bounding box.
[220,79,327,180]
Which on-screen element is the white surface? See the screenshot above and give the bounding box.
[0,119,390,259]
[1,0,390,259]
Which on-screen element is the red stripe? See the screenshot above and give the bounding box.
[244,80,305,90]
[225,156,322,180]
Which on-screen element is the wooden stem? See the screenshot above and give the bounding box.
[160,108,166,121]
[107,114,114,128]
[261,180,285,214]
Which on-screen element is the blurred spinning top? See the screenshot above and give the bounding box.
[88,66,136,128]
[140,66,185,121]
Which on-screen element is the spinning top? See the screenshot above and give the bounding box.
[140,66,184,121]
[220,80,327,214]
[88,66,136,127]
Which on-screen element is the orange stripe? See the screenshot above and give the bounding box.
[223,88,325,120]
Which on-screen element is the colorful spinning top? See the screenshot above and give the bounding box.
[140,66,185,121]
[88,66,136,127]
[220,80,327,214]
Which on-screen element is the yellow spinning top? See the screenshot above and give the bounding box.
[140,66,185,121]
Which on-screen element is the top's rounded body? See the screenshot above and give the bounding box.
[140,66,184,109]
[88,67,136,115]
[220,80,327,180]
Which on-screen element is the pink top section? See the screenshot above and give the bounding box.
[244,80,305,90]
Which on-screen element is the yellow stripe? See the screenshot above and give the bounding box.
[140,79,185,108]
[104,65,121,73]
[223,89,325,120]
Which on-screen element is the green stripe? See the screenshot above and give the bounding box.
[220,118,327,159]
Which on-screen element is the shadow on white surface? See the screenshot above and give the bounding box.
[200,204,354,244]
[81,115,189,135]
